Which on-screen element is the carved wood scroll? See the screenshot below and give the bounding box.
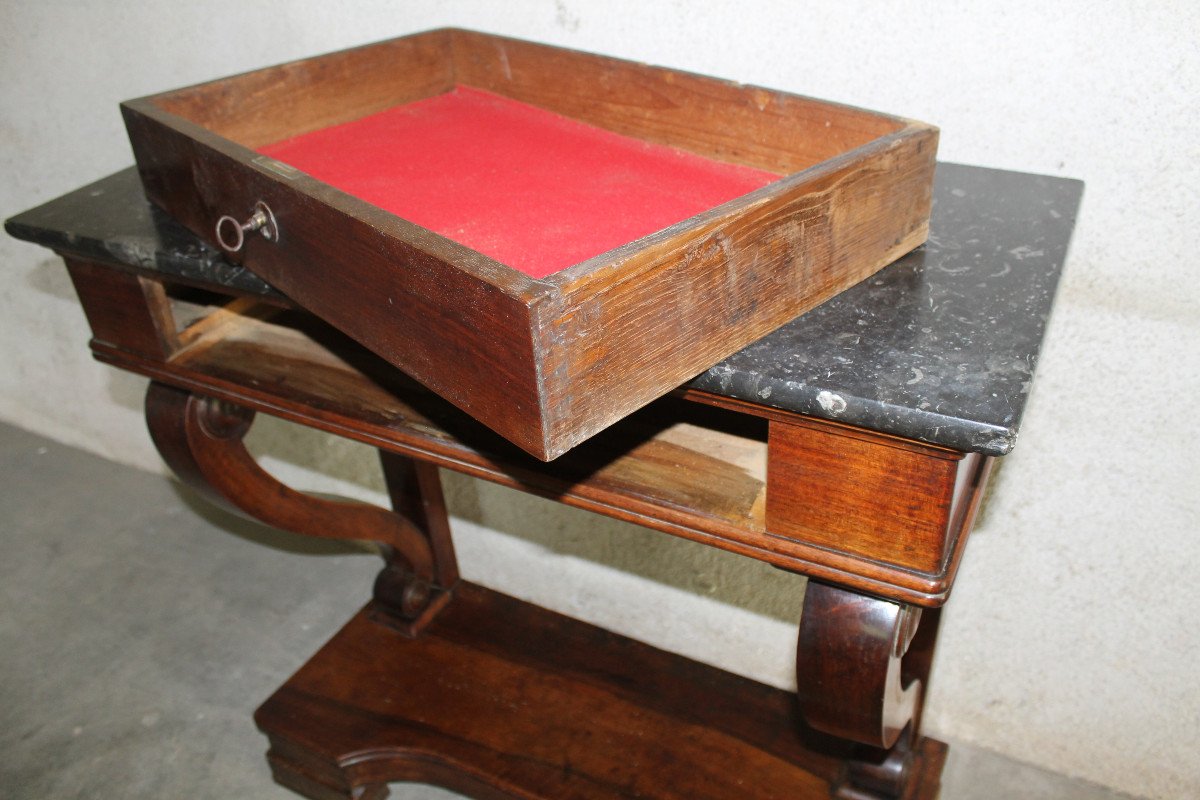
[797,580,928,749]
[144,381,458,633]
[797,579,944,798]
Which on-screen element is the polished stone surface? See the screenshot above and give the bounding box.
[5,163,1081,455]
[5,168,278,297]
[691,164,1083,455]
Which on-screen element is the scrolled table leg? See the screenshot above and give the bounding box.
[144,381,457,634]
[797,579,941,799]
[373,450,460,629]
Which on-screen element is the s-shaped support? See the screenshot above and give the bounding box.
[797,580,941,799]
[144,381,458,635]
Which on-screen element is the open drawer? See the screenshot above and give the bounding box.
[121,28,937,460]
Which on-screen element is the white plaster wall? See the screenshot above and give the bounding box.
[3,2,1197,797]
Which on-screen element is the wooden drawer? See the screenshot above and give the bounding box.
[121,28,937,460]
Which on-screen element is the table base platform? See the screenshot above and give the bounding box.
[255,583,947,800]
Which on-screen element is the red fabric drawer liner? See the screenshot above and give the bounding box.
[259,86,779,279]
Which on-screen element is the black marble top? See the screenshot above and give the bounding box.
[6,163,1082,456]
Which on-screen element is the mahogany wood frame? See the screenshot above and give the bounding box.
[121,28,938,460]
[56,254,989,799]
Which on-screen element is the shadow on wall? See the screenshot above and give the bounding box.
[26,256,79,301]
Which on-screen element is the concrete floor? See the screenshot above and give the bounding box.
[0,421,1139,800]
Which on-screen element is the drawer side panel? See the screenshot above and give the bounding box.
[123,102,550,458]
[538,126,937,459]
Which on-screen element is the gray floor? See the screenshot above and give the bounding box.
[0,421,1138,800]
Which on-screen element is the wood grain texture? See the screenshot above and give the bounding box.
[122,28,937,460]
[64,257,179,358]
[538,126,936,456]
[253,583,949,800]
[77,293,984,606]
[450,29,903,173]
[153,32,456,149]
[122,99,550,456]
[766,418,962,574]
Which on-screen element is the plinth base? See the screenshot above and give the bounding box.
[255,583,946,799]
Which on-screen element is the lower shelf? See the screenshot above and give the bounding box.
[254,583,945,800]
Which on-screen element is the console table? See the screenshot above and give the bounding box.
[6,162,1081,799]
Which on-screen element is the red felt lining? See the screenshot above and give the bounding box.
[259,86,780,279]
